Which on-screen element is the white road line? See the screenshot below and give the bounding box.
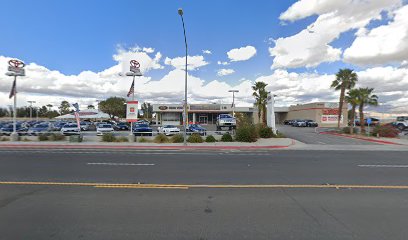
[358,165,408,168]
[87,163,155,166]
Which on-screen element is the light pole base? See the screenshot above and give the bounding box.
[10,133,19,141]
[128,134,135,143]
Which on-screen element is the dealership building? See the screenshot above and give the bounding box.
[152,102,348,127]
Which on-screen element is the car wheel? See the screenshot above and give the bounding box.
[398,124,405,131]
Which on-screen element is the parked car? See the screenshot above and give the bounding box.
[114,122,130,131]
[293,119,307,127]
[0,124,28,136]
[355,117,380,126]
[216,114,236,130]
[187,124,207,136]
[27,123,52,135]
[395,116,408,131]
[60,123,80,135]
[96,124,114,136]
[305,119,318,127]
[157,125,180,136]
[136,119,150,125]
[80,122,91,131]
[133,123,153,136]
[53,121,67,131]
[283,120,293,125]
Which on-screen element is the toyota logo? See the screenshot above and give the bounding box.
[130,60,140,68]
[8,59,25,68]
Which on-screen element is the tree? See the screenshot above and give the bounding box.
[356,88,378,134]
[98,97,126,119]
[38,106,49,117]
[141,102,153,119]
[87,105,95,109]
[58,101,71,115]
[331,69,358,128]
[252,81,268,124]
[16,107,30,118]
[0,108,9,118]
[46,104,53,112]
[345,89,360,134]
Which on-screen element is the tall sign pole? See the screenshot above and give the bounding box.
[228,90,239,116]
[6,59,26,141]
[179,8,188,146]
[126,60,142,142]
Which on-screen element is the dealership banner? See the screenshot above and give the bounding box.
[321,115,343,124]
[126,101,138,122]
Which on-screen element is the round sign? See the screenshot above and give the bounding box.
[158,106,168,110]
[130,60,140,68]
[8,59,25,68]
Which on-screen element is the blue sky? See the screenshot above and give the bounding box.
[1,0,408,113]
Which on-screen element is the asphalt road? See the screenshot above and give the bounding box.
[1,149,408,239]
[277,125,378,145]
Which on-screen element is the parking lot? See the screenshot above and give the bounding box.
[277,125,379,145]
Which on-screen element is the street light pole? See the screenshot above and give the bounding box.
[178,8,188,146]
[28,101,36,120]
[228,90,239,116]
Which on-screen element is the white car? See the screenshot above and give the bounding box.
[60,123,80,135]
[157,125,180,136]
[97,124,114,136]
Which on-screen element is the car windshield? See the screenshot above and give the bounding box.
[35,124,49,128]
[100,124,112,128]
[164,125,175,128]
[65,124,78,128]
[136,124,149,128]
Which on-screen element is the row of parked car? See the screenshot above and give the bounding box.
[283,119,319,127]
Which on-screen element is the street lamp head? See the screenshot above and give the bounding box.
[178,8,183,16]
[228,90,239,93]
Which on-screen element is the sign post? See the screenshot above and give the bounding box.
[125,60,142,142]
[266,92,277,134]
[5,59,26,141]
[367,118,372,136]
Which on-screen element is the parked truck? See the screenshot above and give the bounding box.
[216,114,237,131]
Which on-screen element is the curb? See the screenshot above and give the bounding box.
[320,132,404,145]
[0,144,290,150]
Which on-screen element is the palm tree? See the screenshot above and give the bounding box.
[356,88,378,134]
[345,89,360,134]
[252,81,268,124]
[331,69,358,128]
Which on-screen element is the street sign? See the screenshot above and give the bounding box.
[367,118,372,125]
[126,101,139,122]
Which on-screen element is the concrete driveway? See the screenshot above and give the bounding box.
[277,125,378,145]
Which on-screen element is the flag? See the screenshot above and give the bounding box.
[127,79,134,97]
[9,79,16,99]
[72,103,81,131]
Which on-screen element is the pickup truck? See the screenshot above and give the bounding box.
[395,116,408,130]
[216,114,236,130]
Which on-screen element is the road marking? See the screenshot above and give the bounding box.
[358,165,408,168]
[87,163,155,166]
[317,141,327,145]
[1,181,408,190]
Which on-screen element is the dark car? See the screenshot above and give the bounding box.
[355,117,380,126]
[187,124,207,136]
[115,122,130,131]
[305,119,318,127]
[283,120,293,125]
[133,123,153,136]
[0,124,28,136]
[53,122,67,131]
[28,123,52,135]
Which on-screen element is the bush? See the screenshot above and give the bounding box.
[138,137,150,143]
[372,125,400,138]
[187,133,203,143]
[102,133,116,142]
[154,134,169,143]
[0,137,8,141]
[274,131,285,138]
[258,125,274,138]
[205,135,216,142]
[21,137,31,142]
[38,134,49,141]
[342,127,359,134]
[170,134,184,143]
[235,124,258,142]
[49,133,66,141]
[221,133,233,142]
[116,136,129,142]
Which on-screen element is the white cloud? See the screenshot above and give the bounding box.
[202,50,212,55]
[217,69,235,76]
[271,0,401,69]
[142,47,155,53]
[227,46,257,62]
[217,61,229,66]
[344,4,408,65]
[164,55,209,71]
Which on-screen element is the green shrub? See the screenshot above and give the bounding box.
[170,134,184,143]
[342,127,359,134]
[221,133,233,142]
[38,134,49,141]
[205,135,216,142]
[138,137,150,143]
[49,133,66,141]
[235,124,258,142]
[372,125,400,138]
[187,133,203,143]
[21,137,31,142]
[116,136,129,142]
[0,137,8,141]
[154,134,169,143]
[259,125,274,138]
[102,133,116,142]
[273,131,285,138]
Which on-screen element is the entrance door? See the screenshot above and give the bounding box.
[199,115,208,124]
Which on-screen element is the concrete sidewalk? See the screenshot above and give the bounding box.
[0,138,294,150]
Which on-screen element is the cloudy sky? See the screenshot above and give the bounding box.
[1,0,408,113]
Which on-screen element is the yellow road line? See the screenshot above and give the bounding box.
[1,181,408,190]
